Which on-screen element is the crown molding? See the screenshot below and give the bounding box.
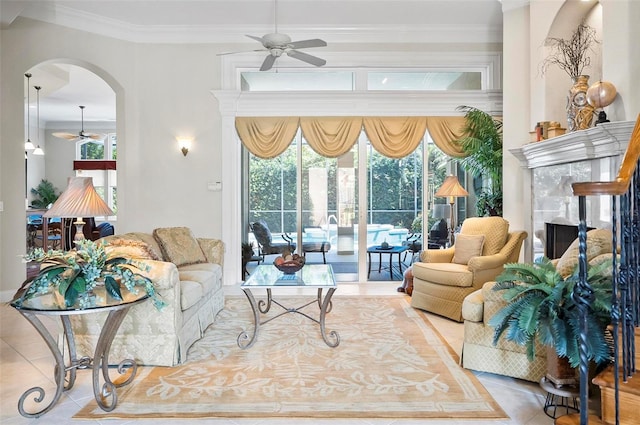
[19,3,503,44]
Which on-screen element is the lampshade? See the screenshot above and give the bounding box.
[432,204,450,219]
[44,177,113,218]
[434,175,469,198]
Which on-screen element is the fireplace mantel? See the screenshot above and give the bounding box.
[510,120,635,169]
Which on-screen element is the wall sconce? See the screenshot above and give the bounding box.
[177,137,192,156]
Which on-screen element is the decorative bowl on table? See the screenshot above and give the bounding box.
[273,254,306,274]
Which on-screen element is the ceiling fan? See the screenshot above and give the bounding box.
[52,105,105,142]
[218,0,327,71]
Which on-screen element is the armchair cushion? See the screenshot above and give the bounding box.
[452,234,485,265]
[153,227,206,267]
[413,262,473,287]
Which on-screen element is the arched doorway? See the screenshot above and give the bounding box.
[24,63,117,255]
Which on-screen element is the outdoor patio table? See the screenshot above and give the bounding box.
[367,245,409,280]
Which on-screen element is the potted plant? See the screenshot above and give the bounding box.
[13,239,165,310]
[489,256,612,379]
[454,105,503,216]
[30,179,60,209]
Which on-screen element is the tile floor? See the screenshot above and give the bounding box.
[0,282,555,424]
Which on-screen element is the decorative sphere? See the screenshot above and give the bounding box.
[586,81,617,108]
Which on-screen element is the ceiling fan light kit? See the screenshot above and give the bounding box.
[52,105,106,142]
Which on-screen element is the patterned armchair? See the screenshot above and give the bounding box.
[410,216,527,322]
[250,220,296,261]
[460,228,614,382]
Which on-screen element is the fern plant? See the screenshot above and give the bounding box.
[489,256,612,368]
[30,179,60,209]
[454,105,503,216]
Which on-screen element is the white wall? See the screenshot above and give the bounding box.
[1,18,226,298]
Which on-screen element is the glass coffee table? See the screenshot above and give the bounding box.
[239,264,339,349]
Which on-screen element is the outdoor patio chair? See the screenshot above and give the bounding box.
[301,226,332,264]
[250,220,296,261]
[402,232,422,262]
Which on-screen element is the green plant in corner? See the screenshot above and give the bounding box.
[30,179,60,209]
[489,256,612,368]
[14,239,165,310]
[242,241,255,261]
[454,106,503,216]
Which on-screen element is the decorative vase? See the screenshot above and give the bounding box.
[566,75,595,132]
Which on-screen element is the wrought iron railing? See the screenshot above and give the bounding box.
[571,115,640,425]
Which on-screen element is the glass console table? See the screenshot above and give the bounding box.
[10,287,148,417]
[239,264,339,349]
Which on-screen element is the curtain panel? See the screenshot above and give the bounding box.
[235,116,469,159]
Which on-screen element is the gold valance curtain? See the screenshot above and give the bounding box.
[235,117,300,159]
[425,116,468,158]
[299,117,362,158]
[236,116,469,159]
[363,117,427,158]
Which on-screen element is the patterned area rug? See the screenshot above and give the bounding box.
[75,296,507,419]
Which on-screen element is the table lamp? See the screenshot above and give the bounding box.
[434,175,468,246]
[44,177,114,246]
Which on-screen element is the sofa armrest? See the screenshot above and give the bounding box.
[197,238,225,266]
[420,247,454,263]
[462,289,484,322]
[480,281,512,323]
[135,259,180,291]
[467,253,508,271]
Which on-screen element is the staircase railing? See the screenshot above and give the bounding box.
[571,114,640,425]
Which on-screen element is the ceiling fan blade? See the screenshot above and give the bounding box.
[287,50,326,67]
[85,133,106,140]
[260,54,277,71]
[217,48,266,56]
[246,34,265,45]
[52,132,77,140]
[288,39,327,49]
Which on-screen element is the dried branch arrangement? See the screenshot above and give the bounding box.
[541,23,599,80]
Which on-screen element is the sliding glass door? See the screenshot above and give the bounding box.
[246,131,454,282]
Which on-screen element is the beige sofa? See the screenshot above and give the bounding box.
[70,227,225,366]
[461,228,614,382]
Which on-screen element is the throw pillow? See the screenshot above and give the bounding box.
[452,234,485,265]
[104,238,161,261]
[153,227,206,267]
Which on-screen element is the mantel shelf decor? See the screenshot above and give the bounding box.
[510,120,635,169]
[541,23,599,132]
